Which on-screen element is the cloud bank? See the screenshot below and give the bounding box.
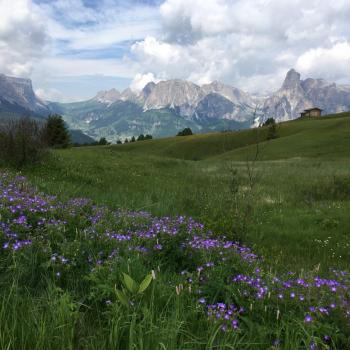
[132,0,350,93]
[1,0,350,100]
[0,0,47,77]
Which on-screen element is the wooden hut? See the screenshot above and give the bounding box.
[300,108,322,118]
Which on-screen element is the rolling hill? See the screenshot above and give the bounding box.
[21,111,350,274]
[109,112,350,161]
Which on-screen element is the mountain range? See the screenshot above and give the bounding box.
[1,69,350,141]
[0,73,95,144]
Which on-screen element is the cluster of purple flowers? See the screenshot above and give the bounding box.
[3,239,32,250]
[1,171,350,343]
[205,302,243,331]
[232,274,268,299]
[188,236,258,262]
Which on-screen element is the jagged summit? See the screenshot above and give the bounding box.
[263,69,350,121]
[2,69,350,141]
[143,79,204,116]
[282,69,301,89]
[201,80,254,106]
[93,88,121,104]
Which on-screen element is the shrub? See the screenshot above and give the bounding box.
[266,120,278,140]
[177,128,193,136]
[136,134,153,141]
[263,117,276,126]
[98,137,109,145]
[0,117,47,168]
[42,115,70,148]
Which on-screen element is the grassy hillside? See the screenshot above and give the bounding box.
[2,112,350,349]
[20,112,350,271]
[113,112,350,160]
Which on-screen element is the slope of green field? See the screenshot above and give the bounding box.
[2,112,350,349]
[113,112,350,161]
[17,112,350,273]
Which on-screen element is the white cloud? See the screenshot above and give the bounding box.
[0,0,48,77]
[0,0,160,100]
[39,0,161,51]
[37,57,135,78]
[296,41,350,81]
[131,0,350,93]
[130,73,159,92]
[35,87,65,102]
[1,0,350,100]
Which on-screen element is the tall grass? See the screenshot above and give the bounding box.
[1,114,350,348]
[0,171,349,349]
[22,148,350,271]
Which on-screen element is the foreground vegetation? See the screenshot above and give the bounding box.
[1,112,350,348]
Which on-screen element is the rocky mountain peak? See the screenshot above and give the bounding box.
[0,74,48,115]
[0,74,35,104]
[2,69,350,139]
[143,79,204,114]
[282,69,302,90]
[201,80,254,106]
[93,88,121,104]
[204,80,224,90]
[140,81,156,99]
[263,69,312,121]
[120,88,138,102]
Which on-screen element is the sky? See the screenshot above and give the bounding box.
[1,0,350,102]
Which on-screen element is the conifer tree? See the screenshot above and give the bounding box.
[98,137,108,145]
[43,115,70,148]
[137,134,145,141]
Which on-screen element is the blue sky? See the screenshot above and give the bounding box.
[30,0,163,100]
[1,0,350,102]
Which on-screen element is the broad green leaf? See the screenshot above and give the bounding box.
[138,274,152,294]
[123,273,139,293]
[115,289,129,307]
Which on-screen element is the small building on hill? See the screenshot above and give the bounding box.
[300,108,323,118]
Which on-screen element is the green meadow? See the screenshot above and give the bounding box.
[1,112,350,349]
[25,112,350,270]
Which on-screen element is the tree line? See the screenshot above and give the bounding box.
[92,134,153,146]
[0,115,70,168]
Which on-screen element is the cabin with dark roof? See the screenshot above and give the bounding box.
[300,108,322,118]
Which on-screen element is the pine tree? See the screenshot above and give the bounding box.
[137,134,145,141]
[43,115,70,148]
[98,137,108,145]
[263,118,276,126]
[267,121,278,140]
[177,128,193,136]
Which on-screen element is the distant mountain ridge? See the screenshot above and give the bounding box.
[88,69,350,126]
[1,70,350,141]
[0,74,94,144]
[263,69,350,121]
[0,74,51,117]
[91,79,256,122]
